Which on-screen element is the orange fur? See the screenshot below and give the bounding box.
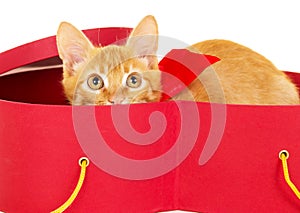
[57,16,299,105]
[174,40,299,104]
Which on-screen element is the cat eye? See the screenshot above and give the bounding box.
[126,73,142,88]
[87,74,104,90]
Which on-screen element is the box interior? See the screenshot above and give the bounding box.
[0,64,300,105]
[0,61,66,105]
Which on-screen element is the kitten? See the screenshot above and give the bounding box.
[57,15,299,105]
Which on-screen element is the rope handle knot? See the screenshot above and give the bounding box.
[279,150,300,200]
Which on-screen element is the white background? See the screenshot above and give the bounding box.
[1,0,300,73]
[0,1,298,212]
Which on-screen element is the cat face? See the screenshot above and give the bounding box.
[57,16,161,105]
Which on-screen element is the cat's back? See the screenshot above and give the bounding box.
[186,39,299,104]
[191,39,272,62]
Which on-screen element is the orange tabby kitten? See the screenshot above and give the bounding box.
[57,15,299,105]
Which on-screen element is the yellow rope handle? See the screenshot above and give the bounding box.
[279,150,300,199]
[51,157,89,213]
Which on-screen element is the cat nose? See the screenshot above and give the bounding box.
[108,94,124,104]
[108,99,115,104]
[108,97,124,104]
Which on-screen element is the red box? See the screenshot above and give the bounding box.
[1,27,300,213]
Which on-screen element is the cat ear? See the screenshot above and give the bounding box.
[57,22,94,75]
[126,15,158,68]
